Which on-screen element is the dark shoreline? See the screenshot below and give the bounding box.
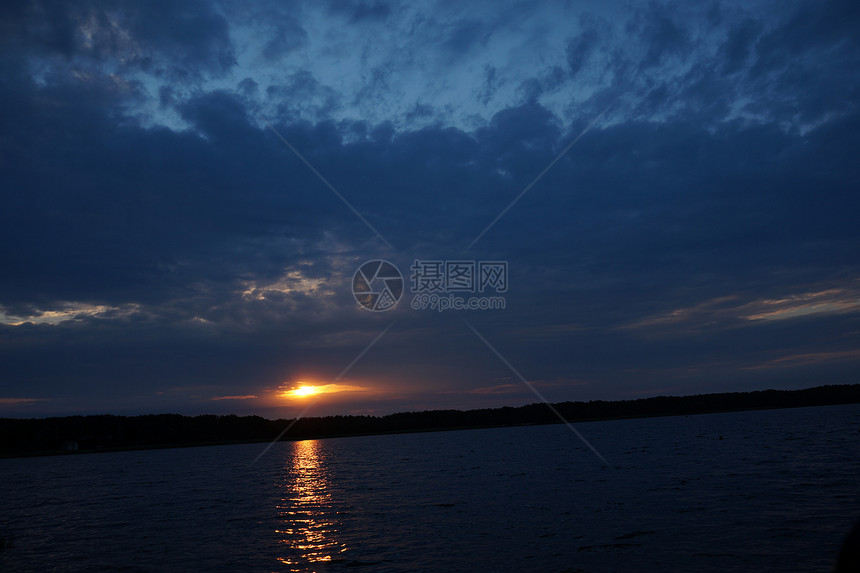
[2,384,858,459]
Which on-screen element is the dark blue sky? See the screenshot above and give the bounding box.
[1,0,858,418]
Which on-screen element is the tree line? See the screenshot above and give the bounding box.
[1,384,858,457]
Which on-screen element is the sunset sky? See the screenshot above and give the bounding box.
[1,0,858,418]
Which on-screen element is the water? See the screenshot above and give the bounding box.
[1,404,858,572]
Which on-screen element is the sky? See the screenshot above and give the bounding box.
[1,0,859,419]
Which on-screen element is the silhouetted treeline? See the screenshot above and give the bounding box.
[1,384,858,457]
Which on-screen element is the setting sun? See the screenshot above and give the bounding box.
[279,381,373,402]
[289,385,321,398]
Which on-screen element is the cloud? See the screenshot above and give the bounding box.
[327,0,392,24]
[467,384,521,395]
[0,397,52,405]
[565,14,605,76]
[1,0,235,80]
[632,3,690,68]
[259,15,307,61]
[179,90,252,138]
[0,302,142,326]
[620,285,860,334]
[740,289,860,322]
[719,17,762,75]
[744,349,860,371]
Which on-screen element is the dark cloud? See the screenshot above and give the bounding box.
[442,19,487,56]
[566,15,605,76]
[119,0,236,77]
[260,16,307,60]
[0,0,235,80]
[267,70,342,121]
[516,66,565,103]
[327,0,392,24]
[632,3,690,68]
[238,77,259,98]
[477,64,498,105]
[0,79,358,309]
[348,2,392,23]
[756,0,860,61]
[719,17,761,75]
[405,102,434,122]
[0,0,77,57]
[180,90,252,138]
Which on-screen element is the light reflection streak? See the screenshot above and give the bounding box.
[276,440,347,570]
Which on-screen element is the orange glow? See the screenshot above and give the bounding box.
[289,385,320,398]
[279,381,372,401]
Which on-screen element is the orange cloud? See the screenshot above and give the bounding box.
[0,397,51,405]
[468,383,521,395]
[739,289,860,321]
[621,283,860,334]
[744,349,860,370]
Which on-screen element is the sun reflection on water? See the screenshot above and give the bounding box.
[276,439,347,570]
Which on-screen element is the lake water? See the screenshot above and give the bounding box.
[1,404,858,572]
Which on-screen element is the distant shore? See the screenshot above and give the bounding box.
[2,384,858,459]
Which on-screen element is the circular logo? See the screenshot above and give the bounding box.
[352,260,403,311]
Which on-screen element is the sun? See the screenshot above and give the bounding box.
[279,380,371,402]
[289,385,321,398]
